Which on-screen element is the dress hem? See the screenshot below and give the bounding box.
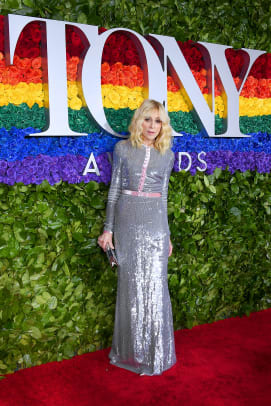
[109,357,177,376]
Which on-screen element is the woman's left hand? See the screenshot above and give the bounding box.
[168,239,173,257]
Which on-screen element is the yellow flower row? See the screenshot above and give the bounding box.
[100,85,271,117]
[0,82,44,108]
[102,84,145,111]
[0,81,271,118]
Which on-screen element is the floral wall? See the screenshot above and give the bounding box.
[1,18,271,185]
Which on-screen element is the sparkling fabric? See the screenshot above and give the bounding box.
[104,139,176,375]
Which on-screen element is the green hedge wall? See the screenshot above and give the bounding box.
[1,0,271,51]
[0,170,270,374]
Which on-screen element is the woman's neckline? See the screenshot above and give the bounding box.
[142,143,154,149]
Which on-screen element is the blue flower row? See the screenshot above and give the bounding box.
[1,127,271,161]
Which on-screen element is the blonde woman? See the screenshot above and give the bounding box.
[98,99,176,376]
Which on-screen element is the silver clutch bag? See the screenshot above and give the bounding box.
[106,244,119,267]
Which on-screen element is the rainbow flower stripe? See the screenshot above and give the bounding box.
[0,19,271,185]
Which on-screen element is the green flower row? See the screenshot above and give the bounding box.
[1,103,271,135]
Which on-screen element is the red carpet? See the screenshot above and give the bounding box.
[1,308,270,406]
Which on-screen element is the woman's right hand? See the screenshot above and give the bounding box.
[97,231,114,251]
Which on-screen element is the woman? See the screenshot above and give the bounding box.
[98,99,176,376]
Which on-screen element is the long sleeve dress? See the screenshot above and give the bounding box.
[104,139,176,376]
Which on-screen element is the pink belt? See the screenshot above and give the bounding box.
[122,189,161,198]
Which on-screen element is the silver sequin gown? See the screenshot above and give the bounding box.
[104,139,176,375]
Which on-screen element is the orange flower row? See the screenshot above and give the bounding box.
[241,76,271,98]
[0,53,79,84]
[0,53,42,84]
[1,53,271,99]
[66,56,79,81]
[101,62,144,88]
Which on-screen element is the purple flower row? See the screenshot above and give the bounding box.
[174,150,271,175]
[0,154,112,186]
[0,150,271,186]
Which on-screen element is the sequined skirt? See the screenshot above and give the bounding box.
[109,194,176,375]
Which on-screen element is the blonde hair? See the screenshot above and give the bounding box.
[128,99,172,154]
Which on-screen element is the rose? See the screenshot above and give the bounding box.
[7,166,16,179]
[67,56,79,73]
[31,57,42,69]
[13,55,31,70]
[111,49,121,62]
[107,35,117,48]
[19,46,40,59]
[71,31,82,47]
[102,43,112,61]
[225,49,244,77]
[69,96,82,110]
[25,68,42,83]
[0,160,7,175]
[30,26,42,43]
[0,17,4,53]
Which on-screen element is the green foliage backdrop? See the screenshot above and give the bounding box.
[0,171,271,374]
[0,0,271,375]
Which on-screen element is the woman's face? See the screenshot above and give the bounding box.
[141,109,162,146]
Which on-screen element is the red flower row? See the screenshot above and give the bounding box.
[0,15,270,79]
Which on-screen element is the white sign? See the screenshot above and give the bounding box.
[5,14,266,138]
